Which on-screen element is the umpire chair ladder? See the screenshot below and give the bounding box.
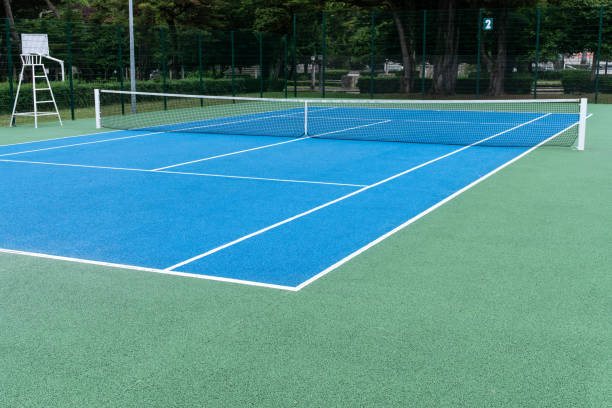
[10,54,62,128]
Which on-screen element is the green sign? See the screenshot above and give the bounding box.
[483,18,493,31]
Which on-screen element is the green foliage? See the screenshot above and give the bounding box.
[5,1,612,101]
[357,77,401,93]
[3,78,284,114]
[560,70,612,93]
[357,75,534,95]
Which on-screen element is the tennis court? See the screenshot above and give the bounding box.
[0,92,586,290]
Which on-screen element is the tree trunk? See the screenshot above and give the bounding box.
[432,0,459,95]
[2,0,19,43]
[590,52,598,81]
[43,0,61,18]
[389,9,412,93]
[486,9,508,96]
[169,21,179,80]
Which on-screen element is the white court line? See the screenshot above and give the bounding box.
[152,119,391,171]
[309,120,391,138]
[294,119,582,290]
[0,248,297,291]
[165,114,550,272]
[152,137,308,171]
[0,110,311,158]
[0,158,364,187]
[0,128,124,148]
[0,131,161,157]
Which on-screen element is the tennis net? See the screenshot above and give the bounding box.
[95,90,587,149]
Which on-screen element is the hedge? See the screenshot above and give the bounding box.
[559,70,612,93]
[357,75,532,95]
[2,77,285,114]
[295,69,349,81]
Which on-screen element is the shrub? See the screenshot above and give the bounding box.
[1,77,285,114]
[356,77,401,93]
[561,70,594,93]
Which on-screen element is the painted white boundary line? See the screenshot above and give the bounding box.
[152,136,308,171]
[1,112,299,158]
[0,130,166,157]
[0,128,124,148]
[0,248,297,291]
[165,114,550,272]
[0,158,365,187]
[294,120,583,290]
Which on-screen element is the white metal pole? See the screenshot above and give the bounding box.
[94,89,101,128]
[577,97,587,151]
[128,0,136,113]
[304,100,308,136]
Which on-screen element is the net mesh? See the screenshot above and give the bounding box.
[98,90,582,147]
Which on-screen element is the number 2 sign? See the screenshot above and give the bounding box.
[483,18,493,31]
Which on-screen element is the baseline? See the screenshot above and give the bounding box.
[0,248,297,291]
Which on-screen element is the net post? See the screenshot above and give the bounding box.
[293,14,297,97]
[577,98,587,151]
[594,6,603,104]
[6,19,14,126]
[421,10,427,100]
[476,8,482,99]
[231,30,235,97]
[117,24,125,115]
[533,7,541,100]
[321,12,326,98]
[304,100,308,136]
[370,11,375,99]
[94,89,101,129]
[66,21,75,120]
[259,32,263,98]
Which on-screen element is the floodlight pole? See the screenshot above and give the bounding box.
[128,0,136,113]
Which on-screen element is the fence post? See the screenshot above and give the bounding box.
[476,8,482,99]
[117,24,125,115]
[293,14,297,97]
[595,6,603,104]
[321,12,326,98]
[283,35,288,98]
[369,11,375,98]
[259,32,263,98]
[6,19,14,125]
[66,22,75,120]
[198,30,203,105]
[534,7,541,99]
[161,27,167,109]
[231,30,235,97]
[422,10,427,99]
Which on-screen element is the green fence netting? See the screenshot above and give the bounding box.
[2,6,611,125]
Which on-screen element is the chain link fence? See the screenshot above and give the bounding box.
[1,6,611,125]
[291,6,612,102]
[0,19,287,123]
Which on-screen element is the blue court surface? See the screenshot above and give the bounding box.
[0,108,579,290]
